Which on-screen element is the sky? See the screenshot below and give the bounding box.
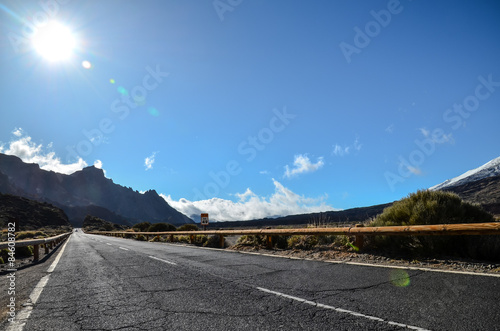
[0,0,499,222]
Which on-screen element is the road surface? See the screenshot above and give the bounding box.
[7,230,500,330]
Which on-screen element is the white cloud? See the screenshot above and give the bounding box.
[1,129,90,175]
[284,154,324,178]
[385,124,395,133]
[332,136,362,157]
[332,144,349,156]
[162,178,335,222]
[94,160,103,169]
[144,152,156,171]
[12,128,23,137]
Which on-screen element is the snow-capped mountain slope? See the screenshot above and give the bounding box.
[430,156,500,191]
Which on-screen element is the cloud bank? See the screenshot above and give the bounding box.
[162,178,335,222]
[0,128,96,175]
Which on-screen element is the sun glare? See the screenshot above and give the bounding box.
[32,21,76,62]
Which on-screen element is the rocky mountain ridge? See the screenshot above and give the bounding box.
[0,153,193,227]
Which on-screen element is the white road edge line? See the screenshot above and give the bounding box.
[148,255,177,265]
[119,247,129,251]
[7,235,71,331]
[233,250,500,278]
[324,260,500,278]
[256,287,431,331]
[106,243,112,246]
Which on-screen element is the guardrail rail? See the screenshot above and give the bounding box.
[0,232,71,262]
[86,222,500,249]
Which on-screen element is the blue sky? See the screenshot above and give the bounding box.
[1,0,499,221]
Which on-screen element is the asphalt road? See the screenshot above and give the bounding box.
[10,230,500,330]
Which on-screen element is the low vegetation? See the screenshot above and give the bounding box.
[83,215,129,232]
[366,190,498,260]
[233,190,499,262]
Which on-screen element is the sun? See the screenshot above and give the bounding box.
[32,21,76,62]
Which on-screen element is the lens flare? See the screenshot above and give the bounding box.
[148,107,160,117]
[82,60,92,69]
[117,86,128,95]
[109,79,115,84]
[389,269,411,287]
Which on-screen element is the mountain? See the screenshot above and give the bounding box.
[441,174,500,216]
[0,193,72,231]
[0,153,193,227]
[430,156,500,190]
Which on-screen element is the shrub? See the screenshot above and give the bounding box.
[236,235,266,248]
[135,234,146,241]
[368,190,497,259]
[370,190,492,227]
[16,245,33,258]
[148,223,176,232]
[0,257,4,264]
[177,224,199,231]
[287,235,318,250]
[204,235,228,248]
[16,231,48,240]
[149,235,163,242]
[132,222,152,232]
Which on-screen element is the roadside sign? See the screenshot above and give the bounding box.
[200,213,209,225]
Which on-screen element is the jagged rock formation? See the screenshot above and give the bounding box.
[0,154,193,226]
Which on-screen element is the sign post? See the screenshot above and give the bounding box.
[200,213,209,231]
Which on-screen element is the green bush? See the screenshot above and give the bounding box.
[368,190,497,259]
[132,222,152,232]
[177,224,199,231]
[148,223,176,232]
[370,190,492,227]
[0,256,4,264]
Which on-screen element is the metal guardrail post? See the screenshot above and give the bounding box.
[266,235,273,249]
[219,235,225,248]
[44,243,49,254]
[33,244,39,262]
[354,224,364,250]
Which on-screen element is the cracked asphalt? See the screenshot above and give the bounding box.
[10,231,500,330]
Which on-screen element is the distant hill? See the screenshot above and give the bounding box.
[0,153,193,227]
[214,203,394,228]
[0,193,71,231]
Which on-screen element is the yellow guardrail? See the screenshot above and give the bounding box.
[86,222,500,249]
